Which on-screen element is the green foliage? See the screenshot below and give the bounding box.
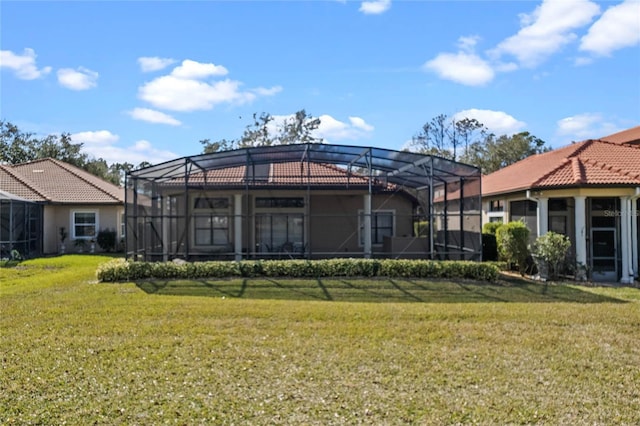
[414,220,429,237]
[531,232,572,280]
[97,258,500,282]
[482,221,503,235]
[482,233,498,261]
[96,228,117,252]
[496,221,531,275]
[460,131,550,174]
[201,109,322,154]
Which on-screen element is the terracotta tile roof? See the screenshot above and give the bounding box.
[0,158,124,204]
[482,137,640,196]
[599,125,640,146]
[168,161,391,188]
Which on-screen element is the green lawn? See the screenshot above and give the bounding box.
[2,255,640,425]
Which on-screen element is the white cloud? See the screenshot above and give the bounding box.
[57,67,99,90]
[0,48,52,80]
[139,76,255,111]
[71,130,177,164]
[138,59,280,112]
[423,51,495,86]
[359,0,391,15]
[138,56,176,72]
[489,0,600,68]
[316,114,375,141]
[453,109,526,135]
[170,59,228,79]
[252,86,283,96]
[71,130,119,144]
[579,0,640,56]
[457,35,481,52]
[555,113,619,140]
[128,108,182,126]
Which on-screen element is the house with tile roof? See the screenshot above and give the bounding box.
[482,125,640,283]
[126,144,482,262]
[0,158,125,256]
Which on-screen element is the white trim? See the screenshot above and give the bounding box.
[70,210,99,240]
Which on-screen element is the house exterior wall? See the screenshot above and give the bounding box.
[156,188,416,259]
[309,192,414,257]
[42,204,124,254]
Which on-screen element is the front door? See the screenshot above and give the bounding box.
[591,228,617,282]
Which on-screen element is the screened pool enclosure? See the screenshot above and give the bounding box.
[0,190,42,259]
[126,144,482,262]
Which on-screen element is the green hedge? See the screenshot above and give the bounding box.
[96,258,500,282]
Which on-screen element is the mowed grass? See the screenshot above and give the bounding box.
[2,256,640,425]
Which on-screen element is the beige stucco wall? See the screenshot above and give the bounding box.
[43,204,124,254]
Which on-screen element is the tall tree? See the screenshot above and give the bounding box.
[200,109,323,154]
[460,131,550,174]
[411,114,486,161]
[1,120,148,186]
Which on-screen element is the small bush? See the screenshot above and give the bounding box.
[496,221,530,276]
[482,222,503,235]
[97,229,117,252]
[531,232,571,280]
[482,233,498,261]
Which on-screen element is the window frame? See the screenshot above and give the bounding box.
[71,210,98,240]
[358,209,395,246]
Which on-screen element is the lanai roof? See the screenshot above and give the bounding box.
[0,158,124,204]
[129,143,480,189]
[482,126,640,197]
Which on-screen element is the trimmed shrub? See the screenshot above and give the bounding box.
[482,233,498,261]
[496,221,531,276]
[482,222,503,235]
[531,232,571,280]
[96,229,117,252]
[97,258,500,283]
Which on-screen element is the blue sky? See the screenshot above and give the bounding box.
[2,0,639,166]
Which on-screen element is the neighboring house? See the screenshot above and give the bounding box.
[0,158,125,256]
[126,144,482,262]
[482,126,640,283]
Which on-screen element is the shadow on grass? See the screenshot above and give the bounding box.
[135,274,628,304]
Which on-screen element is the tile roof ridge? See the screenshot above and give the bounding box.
[566,139,594,158]
[1,163,52,201]
[570,157,586,184]
[47,158,123,201]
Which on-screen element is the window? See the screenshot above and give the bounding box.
[359,211,394,245]
[194,215,229,246]
[549,198,567,212]
[120,212,125,239]
[73,211,97,239]
[194,197,229,209]
[489,200,504,212]
[489,216,504,223]
[255,197,304,208]
[255,214,304,252]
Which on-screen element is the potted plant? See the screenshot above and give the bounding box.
[59,227,68,254]
[74,238,87,253]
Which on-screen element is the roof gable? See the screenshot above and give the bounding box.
[483,137,640,196]
[1,158,124,204]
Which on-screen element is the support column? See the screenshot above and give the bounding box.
[620,197,632,284]
[537,197,548,237]
[574,196,587,281]
[363,194,372,259]
[234,194,243,261]
[162,196,169,262]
